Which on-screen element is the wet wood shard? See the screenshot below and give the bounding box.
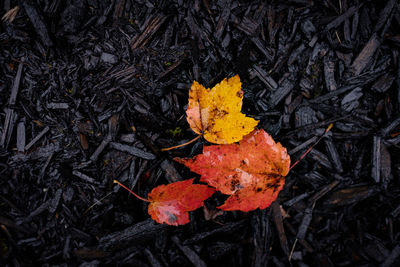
[214,0,231,40]
[127,159,138,189]
[391,204,400,218]
[112,0,126,22]
[236,16,259,36]
[251,210,272,267]
[309,149,333,170]
[74,248,110,260]
[297,181,339,241]
[48,188,62,214]
[184,220,246,245]
[185,13,207,50]
[324,5,361,31]
[72,170,99,184]
[38,152,54,184]
[380,116,400,137]
[0,215,30,234]
[341,87,363,112]
[372,136,381,183]
[322,185,379,207]
[387,134,400,146]
[251,37,274,61]
[309,85,357,104]
[371,73,395,93]
[373,0,397,33]
[350,33,381,76]
[295,106,318,129]
[309,180,340,203]
[289,137,318,155]
[143,248,163,267]
[25,126,50,151]
[288,44,306,65]
[296,203,314,240]
[1,60,24,148]
[323,51,337,92]
[16,120,26,153]
[27,200,49,218]
[271,202,289,257]
[283,192,310,207]
[160,160,182,183]
[19,0,53,46]
[2,6,19,22]
[324,137,343,173]
[172,236,207,267]
[380,142,391,188]
[268,73,296,108]
[284,220,314,253]
[252,65,278,90]
[99,219,167,250]
[46,103,69,109]
[304,171,330,189]
[90,139,110,162]
[109,142,155,160]
[381,245,400,267]
[131,13,168,49]
[157,57,185,81]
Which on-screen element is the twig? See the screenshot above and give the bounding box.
[113,179,149,202]
[288,238,298,261]
[289,123,333,170]
[161,135,201,151]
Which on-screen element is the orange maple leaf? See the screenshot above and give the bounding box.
[175,129,290,212]
[148,178,215,225]
[186,75,259,144]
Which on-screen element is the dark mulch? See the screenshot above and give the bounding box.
[1,0,400,266]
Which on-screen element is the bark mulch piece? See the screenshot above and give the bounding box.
[1,0,400,266]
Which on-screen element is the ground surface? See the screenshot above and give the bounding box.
[1,0,400,266]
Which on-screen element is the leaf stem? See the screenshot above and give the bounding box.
[113,179,149,202]
[161,135,201,151]
[289,123,333,170]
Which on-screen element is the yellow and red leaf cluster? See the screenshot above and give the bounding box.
[118,75,290,226]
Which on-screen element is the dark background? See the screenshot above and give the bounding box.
[1,0,400,266]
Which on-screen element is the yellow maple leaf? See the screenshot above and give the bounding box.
[186,75,259,144]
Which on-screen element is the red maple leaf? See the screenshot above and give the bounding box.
[175,129,290,212]
[148,178,215,225]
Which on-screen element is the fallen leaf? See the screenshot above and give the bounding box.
[186,75,259,144]
[148,178,215,226]
[175,129,290,212]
